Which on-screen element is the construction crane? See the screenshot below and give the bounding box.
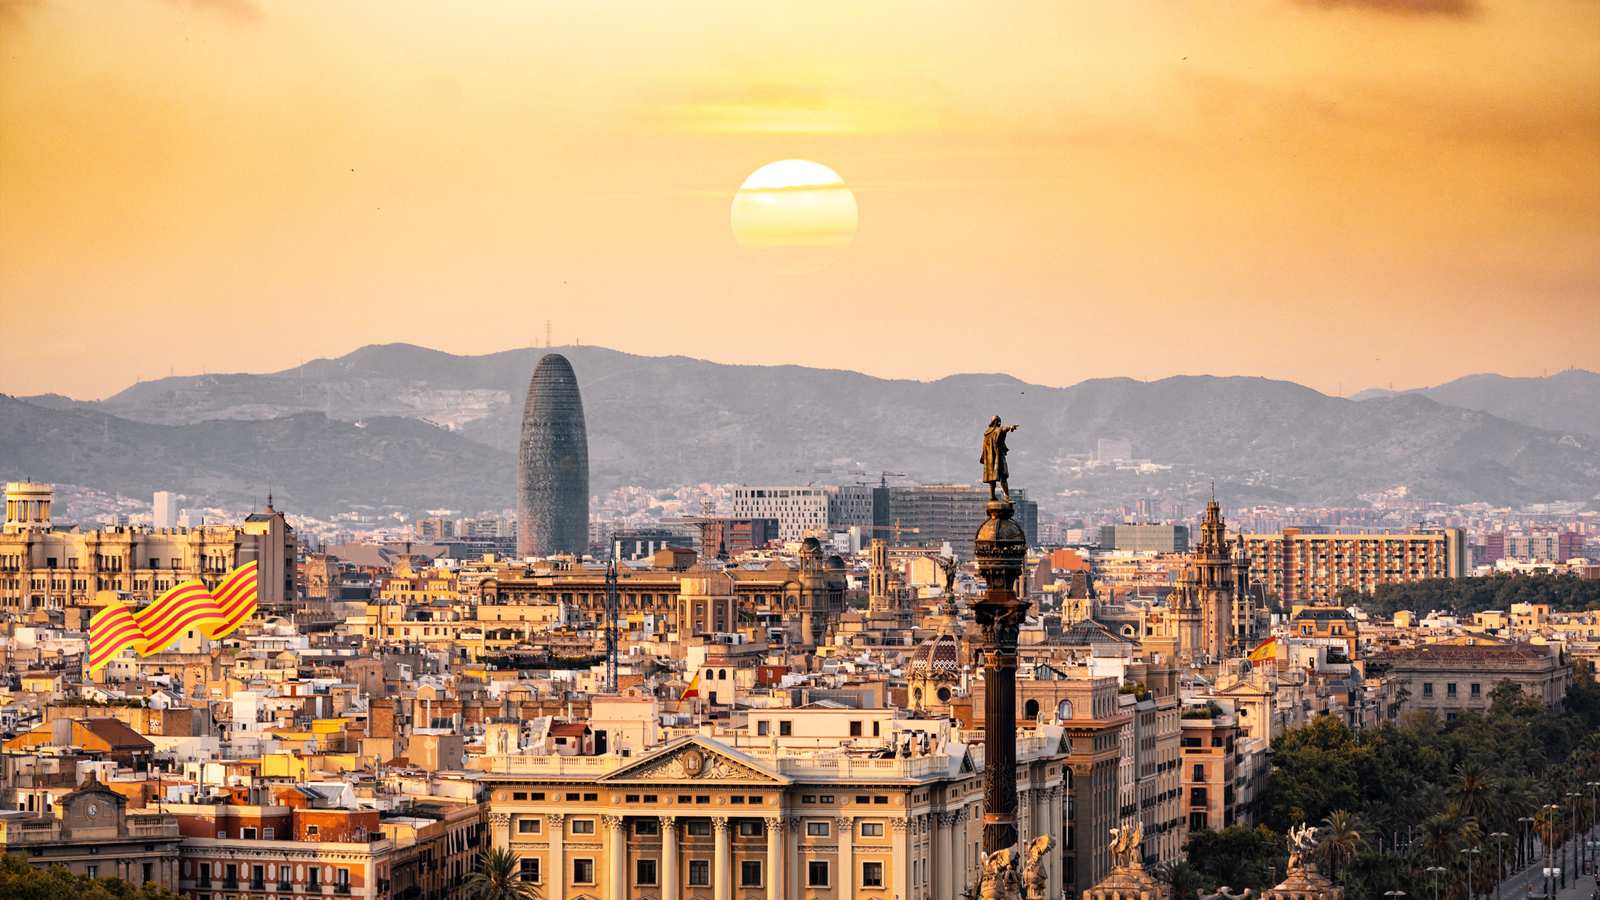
[604,558,619,694]
[892,518,920,545]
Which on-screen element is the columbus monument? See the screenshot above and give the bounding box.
[976,413,1031,899]
[517,353,589,558]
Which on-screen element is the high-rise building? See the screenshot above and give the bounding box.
[152,491,177,529]
[517,354,589,558]
[1098,524,1189,553]
[883,483,1037,552]
[727,485,872,541]
[1240,527,1468,603]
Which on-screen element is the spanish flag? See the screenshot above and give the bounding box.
[675,671,701,710]
[1247,635,1278,664]
[89,562,259,671]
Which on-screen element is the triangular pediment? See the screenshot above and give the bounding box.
[599,735,788,785]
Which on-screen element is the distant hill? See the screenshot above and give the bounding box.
[0,396,514,518]
[10,345,1600,513]
[1349,369,1600,438]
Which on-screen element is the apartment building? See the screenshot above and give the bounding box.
[1240,528,1467,602]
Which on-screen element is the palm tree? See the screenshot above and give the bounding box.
[1419,814,1464,864]
[1320,810,1368,876]
[1156,859,1210,900]
[1450,762,1492,823]
[465,846,539,900]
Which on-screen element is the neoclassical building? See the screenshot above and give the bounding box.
[480,733,1070,900]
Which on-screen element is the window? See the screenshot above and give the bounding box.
[1446,683,1457,698]
[307,825,320,836]
[570,819,596,835]
[741,860,763,886]
[689,860,710,885]
[849,721,863,737]
[308,868,320,887]
[809,861,830,887]
[1193,764,1205,782]
[520,859,541,883]
[86,866,97,879]
[635,819,659,836]
[530,792,546,801]
[242,827,257,839]
[856,795,872,805]
[519,818,541,835]
[861,822,884,837]
[863,861,884,887]
[583,793,599,802]
[336,868,350,887]
[807,821,830,836]
[512,792,528,801]
[573,859,595,884]
[279,866,290,885]
[874,796,888,805]
[739,820,763,836]
[263,827,275,839]
[757,720,769,736]
[636,859,657,885]
[1470,683,1481,698]
[731,796,745,804]
[820,795,835,803]
[802,795,817,804]
[687,820,712,836]
[199,863,212,886]
[1422,683,1434,698]
[566,793,581,801]
[779,721,793,736]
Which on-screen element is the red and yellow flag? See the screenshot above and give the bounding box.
[89,562,258,671]
[1247,635,1278,664]
[675,671,701,710]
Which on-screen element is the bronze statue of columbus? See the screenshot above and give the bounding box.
[981,415,1019,501]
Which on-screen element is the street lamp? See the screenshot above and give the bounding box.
[1519,817,1536,871]
[1489,833,1509,900]
[1427,866,1448,900]
[1463,848,1481,900]
[1541,804,1560,898]
[1567,792,1582,890]
[1385,891,1407,900]
[1587,782,1599,878]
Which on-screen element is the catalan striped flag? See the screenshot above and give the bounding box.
[87,562,259,671]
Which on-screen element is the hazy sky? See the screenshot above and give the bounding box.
[2,0,1596,400]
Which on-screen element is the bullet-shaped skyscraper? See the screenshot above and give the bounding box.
[517,353,589,558]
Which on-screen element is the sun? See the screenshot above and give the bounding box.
[730,160,858,275]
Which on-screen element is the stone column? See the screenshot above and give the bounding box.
[891,817,908,900]
[975,499,1029,856]
[786,817,801,899]
[546,814,566,900]
[937,811,958,900]
[764,817,784,900]
[490,813,511,850]
[605,815,627,899]
[837,816,854,900]
[660,816,679,900]
[712,817,731,900]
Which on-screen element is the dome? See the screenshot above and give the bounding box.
[974,508,1027,545]
[827,554,846,569]
[908,631,962,679]
[800,537,823,556]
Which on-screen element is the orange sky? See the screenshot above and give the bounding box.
[2,0,1597,400]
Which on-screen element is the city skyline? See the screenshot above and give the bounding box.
[2,1,1597,401]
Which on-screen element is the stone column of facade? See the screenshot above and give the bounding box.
[764,817,784,900]
[712,817,731,900]
[938,810,960,899]
[490,813,512,850]
[546,814,566,900]
[1018,788,1032,844]
[786,817,802,899]
[891,817,909,900]
[975,498,1029,857]
[604,815,626,898]
[660,816,679,900]
[837,816,854,900]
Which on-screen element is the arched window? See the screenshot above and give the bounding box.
[718,669,727,680]
[1057,699,1074,720]
[1024,699,1040,720]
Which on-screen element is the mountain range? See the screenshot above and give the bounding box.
[7,345,1599,518]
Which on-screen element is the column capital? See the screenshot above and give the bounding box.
[488,813,511,827]
[891,818,909,835]
[602,815,626,830]
[836,815,854,831]
[659,814,679,833]
[711,816,730,834]
[546,813,566,830]
[785,816,802,833]
[764,816,785,833]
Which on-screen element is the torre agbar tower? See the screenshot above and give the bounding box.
[517,353,590,558]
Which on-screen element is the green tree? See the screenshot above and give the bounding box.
[1265,715,1365,831]
[1319,810,1367,877]
[464,847,539,900]
[1184,825,1280,892]
[0,854,183,900]
[1155,859,1212,900]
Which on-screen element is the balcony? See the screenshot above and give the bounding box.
[279,881,294,891]
[251,879,266,890]
[198,879,213,889]
[335,883,353,895]
[223,878,240,890]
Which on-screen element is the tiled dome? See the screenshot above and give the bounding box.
[908,631,962,678]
